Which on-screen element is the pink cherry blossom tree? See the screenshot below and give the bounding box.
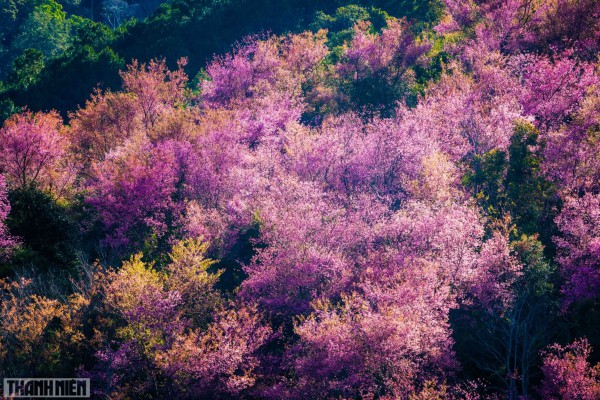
[554,193,600,305]
[0,176,16,258]
[86,138,187,252]
[540,338,600,400]
[0,111,73,197]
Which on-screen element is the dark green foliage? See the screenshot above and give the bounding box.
[0,98,21,125]
[342,69,412,119]
[70,15,116,48]
[463,121,560,253]
[311,5,389,50]
[4,48,45,90]
[464,148,508,219]
[567,298,600,364]
[369,0,443,23]
[12,0,72,59]
[410,48,447,104]
[213,215,264,293]
[513,235,557,298]
[6,45,123,116]
[4,187,79,273]
[505,123,559,241]
[0,0,38,74]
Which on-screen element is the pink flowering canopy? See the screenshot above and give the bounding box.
[0,111,73,196]
[0,176,16,257]
[540,339,600,400]
[0,0,599,398]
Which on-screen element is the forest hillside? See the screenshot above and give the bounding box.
[0,0,599,399]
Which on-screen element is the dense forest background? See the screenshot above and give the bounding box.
[0,0,599,399]
[0,0,441,119]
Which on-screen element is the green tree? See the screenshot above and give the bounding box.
[311,5,389,50]
[5,48,44,90]
[463,121,560,251]
[370,0,442,23]
[8,45,123,116]
[0,99,21,125]
[12,0,71,59]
